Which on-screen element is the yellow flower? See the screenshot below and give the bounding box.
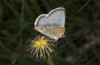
[27,36,54,59]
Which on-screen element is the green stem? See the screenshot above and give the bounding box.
[46,58,54,65]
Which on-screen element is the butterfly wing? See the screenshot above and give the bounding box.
[35,14,47,27]
[35,7,65,27]
[34,7,65,40]
[47,7,65,27]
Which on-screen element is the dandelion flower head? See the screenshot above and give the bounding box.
[26,36,55,60]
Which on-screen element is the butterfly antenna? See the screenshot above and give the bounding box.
[63,36,70,48]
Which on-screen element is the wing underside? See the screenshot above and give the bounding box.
[35,7,65,27]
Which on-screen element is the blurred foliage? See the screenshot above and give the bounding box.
[0,0,100,65]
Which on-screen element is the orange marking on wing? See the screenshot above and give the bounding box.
[46,26,65,36]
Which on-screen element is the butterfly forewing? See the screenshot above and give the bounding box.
[35,14,47,27]
[47,7,65,27]
[35,7,65,27]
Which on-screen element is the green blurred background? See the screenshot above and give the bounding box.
[0,0,100,65]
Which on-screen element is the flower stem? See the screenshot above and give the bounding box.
[46,58,54,65]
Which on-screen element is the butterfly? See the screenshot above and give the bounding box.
[34,7,65,41]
